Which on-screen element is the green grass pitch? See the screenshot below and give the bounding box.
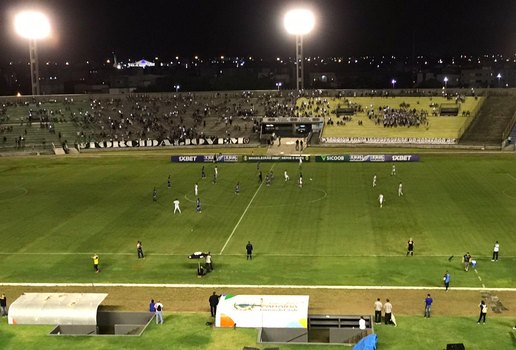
[0,152,515,350]
[0,153,514,287]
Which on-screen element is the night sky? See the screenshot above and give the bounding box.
[1,0,515,63]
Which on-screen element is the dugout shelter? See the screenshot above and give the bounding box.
[8,292,108,325]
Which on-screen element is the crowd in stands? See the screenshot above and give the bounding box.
[0,88,484,150]
[370,106,429,128]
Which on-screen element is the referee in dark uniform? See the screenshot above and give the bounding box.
[246,241,253,260]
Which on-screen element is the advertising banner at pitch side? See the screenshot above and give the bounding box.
[242,155,310,162]
[171,154,239,163]
[216,295,309,329]
[315,154,419,162]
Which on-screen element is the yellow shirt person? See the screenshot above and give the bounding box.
[92,254,100,273]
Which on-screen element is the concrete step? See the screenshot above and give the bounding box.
[53,147,66,155]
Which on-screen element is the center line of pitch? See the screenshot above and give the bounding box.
[219,165,274,255]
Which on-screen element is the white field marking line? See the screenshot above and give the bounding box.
[0,186,28,201]
[1,251,516,259]
[184,188,327,208]
[502,189,516,199]
[219,164,275,255]
[474,268,485,288]
[1,282,515,292]
[506,173,516,181]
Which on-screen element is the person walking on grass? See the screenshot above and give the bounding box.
[137,241,144,259]
[463,252,471,271]
[205,252,213,272]
[424,294,433,318]
[406,238,414,256]
[492,241,499,261]
[91,254,100,273]
[155,301,164,324]
[443,271,450,291]
[478,300,487,324]
[173,198,181,214]
[246,241,253,260]
[383,299,393,325]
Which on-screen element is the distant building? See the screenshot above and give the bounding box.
[309,72,338,88]
[127,59,156,69]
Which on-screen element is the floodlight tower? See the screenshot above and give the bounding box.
[284,9,315,91]
[14,11,51,96]
[443,76,449,89]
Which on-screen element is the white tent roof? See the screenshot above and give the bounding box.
[8,293,108,325]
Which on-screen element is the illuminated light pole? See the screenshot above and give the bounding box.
[443,76,449,89]
[391,79,397,89]
[174,84,180,92]
[496,73,502,87]
[284,9,315,91]
[276,82,283,91]
[14,11,51,96]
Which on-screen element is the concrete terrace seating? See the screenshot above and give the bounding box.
[309,96,483,142]
[460,95,516,145]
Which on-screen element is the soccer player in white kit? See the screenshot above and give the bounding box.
[372,175,377,187]
[398,182,403,196]
[379,193,384,208]
[391,164,396,176]
[214,166,218,179]
[194,183,199,196]
[173,198,181,214]
[284,170,290,181]
[298,175,303,188]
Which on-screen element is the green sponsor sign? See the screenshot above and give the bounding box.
[315,155,350,162]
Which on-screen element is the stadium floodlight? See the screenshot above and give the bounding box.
[174,84,180,92]
[276,82,283,91]
[496,73,502,87]
[284,9,315,91]
[391,79,397,89]
[443,76,449,88]
[14,11,51,96]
